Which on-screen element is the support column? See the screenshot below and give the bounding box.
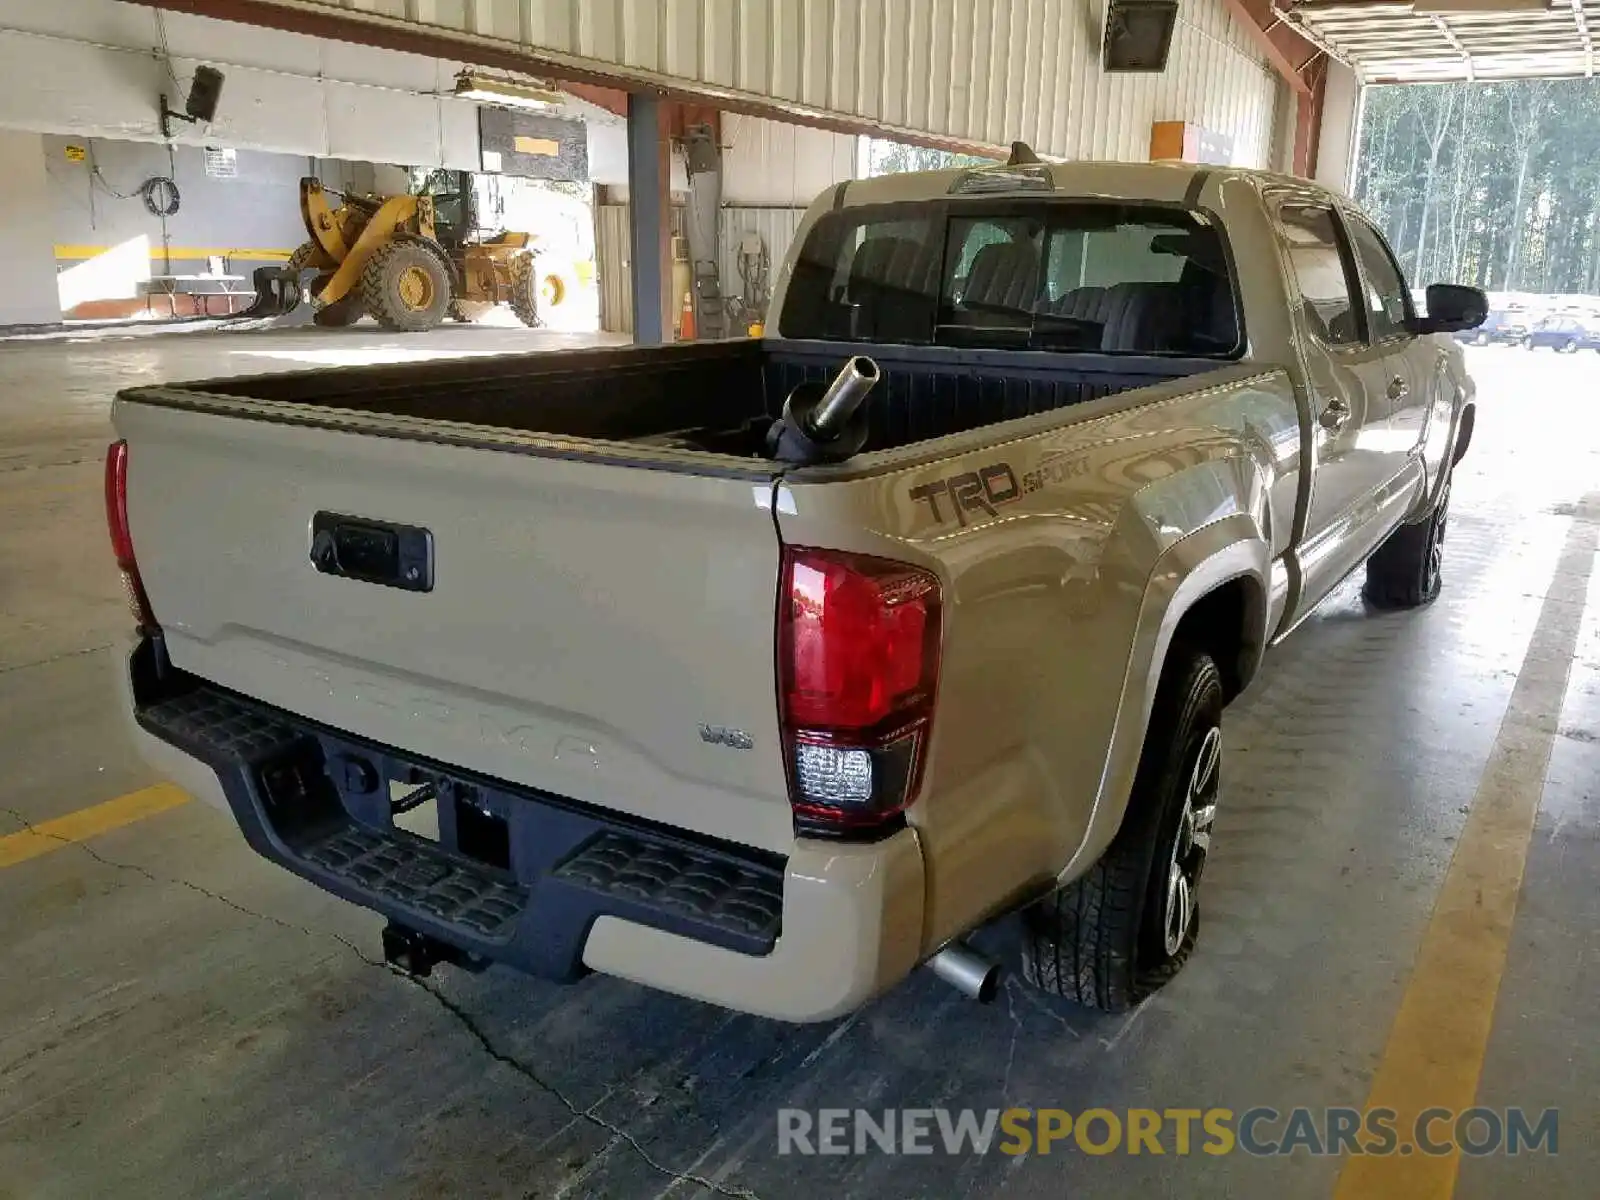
[1292,56,1328,181]
[626,91,671,344]
[0,132,63,328]
[1314,60,1362,196]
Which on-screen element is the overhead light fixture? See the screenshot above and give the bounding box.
[1412,0,1549,12]
[452,71,562,110]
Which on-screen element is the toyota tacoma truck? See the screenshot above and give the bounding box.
[110,159,1482,1020]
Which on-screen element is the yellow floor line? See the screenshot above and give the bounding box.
[0,784,191,870]
[1334,506,1598,1200]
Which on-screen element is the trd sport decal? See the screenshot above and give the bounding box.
[909,464,1021,526]
[907,456,1091,526]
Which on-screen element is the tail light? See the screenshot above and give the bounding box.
[104,440,158,632]
[778,547,942,838]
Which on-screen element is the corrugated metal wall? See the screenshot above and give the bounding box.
[308,0,1278,165]
[595,202,632,332]
[594,202,693,333]
[718,206,805,324]
[597,203,803,333]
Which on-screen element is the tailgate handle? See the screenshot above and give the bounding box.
[310,512,433,593]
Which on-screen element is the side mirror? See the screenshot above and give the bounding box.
[1409,283,1488,335]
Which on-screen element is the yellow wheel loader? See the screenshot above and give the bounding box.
[246,173,561,332]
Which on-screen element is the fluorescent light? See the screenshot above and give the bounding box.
[452,71,562,110]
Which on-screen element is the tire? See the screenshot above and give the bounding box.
[1019,647,1223,1012]
[286,241,318,273]
[1563,339,1579,354]
[309,272,362,327]
[360,242,451,332]
[1473,331,1489,346]
[1363,473,1451,609]
[510,252,542,328]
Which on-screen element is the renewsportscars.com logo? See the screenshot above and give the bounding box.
[776,1106,1559,1158]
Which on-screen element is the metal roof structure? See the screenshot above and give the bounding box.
[1285,0,1599,83]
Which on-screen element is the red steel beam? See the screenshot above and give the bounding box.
[1222,0,1330,176]
[1222,0,1317,95]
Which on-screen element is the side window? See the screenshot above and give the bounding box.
[1346,216,1412,341]
[1274,203,1363,346]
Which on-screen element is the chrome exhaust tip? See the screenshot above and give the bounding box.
[927,941,1000,1003]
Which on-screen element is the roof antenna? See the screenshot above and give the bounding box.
[1007,140,1042,166]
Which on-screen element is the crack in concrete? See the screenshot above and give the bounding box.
[0,805,761,1200]
[0,642,116,676]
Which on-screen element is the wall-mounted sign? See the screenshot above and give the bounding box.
[203,146,238,178]
[479,109,587,181]
[64,144,86,162]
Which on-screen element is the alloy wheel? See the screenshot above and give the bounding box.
[1164,725,1220,957]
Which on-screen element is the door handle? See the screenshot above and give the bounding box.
[1387,376,1409,401]
[1319,398,1351,431]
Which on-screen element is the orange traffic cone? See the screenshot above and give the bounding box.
[679,291,696,341]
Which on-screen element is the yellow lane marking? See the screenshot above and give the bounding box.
[53,244,297,262]
[0,785,191,870]
[1334,505,1599,1200]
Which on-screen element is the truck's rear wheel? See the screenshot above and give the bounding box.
[1363,474,1450,609]
[510,253,542,328]
[360,242,451,332]
[1019,647,1222,1012]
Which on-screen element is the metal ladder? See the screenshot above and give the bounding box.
[693,259,726,340]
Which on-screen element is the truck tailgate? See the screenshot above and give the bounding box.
[114,399,795,854]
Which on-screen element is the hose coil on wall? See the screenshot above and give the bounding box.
[141,175,181,218]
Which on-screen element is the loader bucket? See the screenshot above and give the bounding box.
[235,266,304,319]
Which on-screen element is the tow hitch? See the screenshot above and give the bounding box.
[381,922,489,978]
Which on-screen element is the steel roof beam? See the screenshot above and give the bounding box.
[1431,15,1475,80]
[1574,0,1595,76]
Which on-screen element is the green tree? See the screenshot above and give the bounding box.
[863,138,994,176]
[1355,77,1600,296]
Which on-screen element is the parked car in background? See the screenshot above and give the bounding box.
[1453,308,1524,346]
[1523,315,1600,352]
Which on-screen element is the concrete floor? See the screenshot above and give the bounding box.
[0,325,1595,1198]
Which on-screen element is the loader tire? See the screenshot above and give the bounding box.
[310,272,363,327]
[360,242,451,332]
[510,253,542,328]
[1019,646,1223,1012]
[1364,473,1451,609]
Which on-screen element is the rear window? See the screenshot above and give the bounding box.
[779,200,1242,357]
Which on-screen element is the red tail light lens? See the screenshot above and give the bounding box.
[778,547,942,837]
[105,440,158,631]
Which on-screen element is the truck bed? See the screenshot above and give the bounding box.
[159,339,1232,459]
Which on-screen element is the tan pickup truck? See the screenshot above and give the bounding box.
[110,160,1481,1021]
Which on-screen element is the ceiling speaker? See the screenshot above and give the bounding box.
[185,65,225,123]
[1103,0,1179,72]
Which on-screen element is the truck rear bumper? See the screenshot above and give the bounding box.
[121,639,924,1022]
